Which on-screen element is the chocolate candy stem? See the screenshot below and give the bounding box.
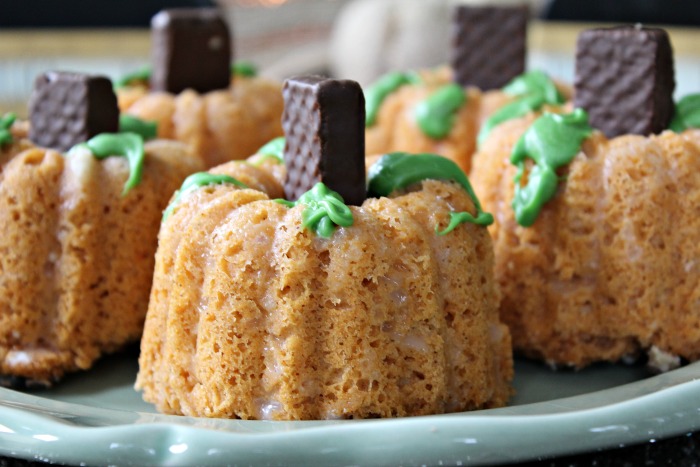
[29,71,119,151]
[451,4,529,90]
[151,9,232,94]
[282,76,366,206]
[574,26,675,138]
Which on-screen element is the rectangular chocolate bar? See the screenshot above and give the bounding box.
[450,5,529,90]
[282,76,366,206]
[574,26,675,138]
[29,71,119,151]
[150,8,231,94]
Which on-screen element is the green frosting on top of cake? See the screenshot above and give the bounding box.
[231,61,258,78]
[478,70,565,147]
[511,108,593,227]
[251,136,285,165]
[163,172,248,221]
[503,70,564,103]
[670,93,700,132]
[0,113,16,147]
[275,183,353,238]
[119,114,158,140]
[68,132,146,196]
[114,66,152,89]
[367,152,493,233]
[415,83,467,139]
[365,71,421,127]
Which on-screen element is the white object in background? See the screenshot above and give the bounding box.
[330,0,449,85]
[329,0,546,86]
[218,0,348,79]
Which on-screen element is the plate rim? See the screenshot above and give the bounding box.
[1,361,699,466]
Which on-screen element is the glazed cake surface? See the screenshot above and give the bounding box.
[136,158,513,420]
[0,140,202,384]
[471,118,700,368]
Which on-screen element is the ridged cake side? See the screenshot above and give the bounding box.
[121,76,284,167]
[471,120,700,367]
[137,162,512,419]
[0,140,202,384]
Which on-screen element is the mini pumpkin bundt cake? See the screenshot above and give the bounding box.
[116,8,283,168]
[364,5,570,175]
[470,25,700,370]
[0,71,203,386]
[136,76,513,420]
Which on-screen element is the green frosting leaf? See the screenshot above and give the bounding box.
[119,114,158,140]
[365,71,420,127]
[367,152,493,233]
[0,113,16,147]
[68,132,145,196]
[438,211,487,235]
[251,136,285,165]
[415,83,466,139]
[275,183,353,238]
[163,172,248,221]
[114,66,151,89]
[511,108,593,227]
[478,70,565,146]
[231,61,258,78]
[670,93,700,132]
[503,70,564,103]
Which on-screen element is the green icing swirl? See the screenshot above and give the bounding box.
[670,93,700,132]
[478,70,565,146]
[511,109,593,227]
[503,70,564,103]
[365,71,420,127]
[119,114,157,140]
[367,152,493,234]
[0,113,16,146]
[114,66,151,89]
[275,183,353,238]
[231,61,258,78]
[478,93,546,146]
[162,172,248,221]
[415,83,466,139]
[251,137,284,165]
[439,211,487,235]
[68,132,145,196]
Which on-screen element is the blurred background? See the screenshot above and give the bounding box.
[1,0,700,115]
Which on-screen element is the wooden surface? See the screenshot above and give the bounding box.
[0,29,149,57]
[2,21,700,115]
[530,20,700,53]
[2,21,699,59]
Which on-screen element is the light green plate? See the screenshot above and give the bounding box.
[0,348,699,466]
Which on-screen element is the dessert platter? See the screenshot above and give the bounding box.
[0,353,699,465]
[2,5,700,466]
